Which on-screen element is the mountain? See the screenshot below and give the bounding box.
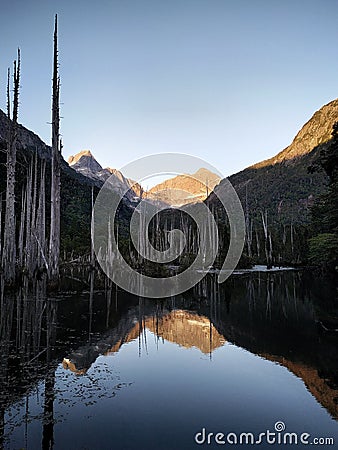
[212,99,338,226]
[146,167,221,206]
[68,150,103,176]
[72,93,336,214]
[67,150,143,200]
[68,151,219,207]
[253,99,338,167]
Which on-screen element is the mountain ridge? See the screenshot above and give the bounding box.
[67,150,143,200]
[67,150,220,206]
[211,99,338,226]
[251,99,338,168]
[1,96,336,244]
[145,168,221,206]
[66,99,337,215]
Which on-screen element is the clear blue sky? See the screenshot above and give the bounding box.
[1,0,338,178]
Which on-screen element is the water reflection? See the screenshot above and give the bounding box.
[63,309,226,375]
[1,270,337,449]
[145,310,226,354]
[0,277,58,449]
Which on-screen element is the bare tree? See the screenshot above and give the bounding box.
[260,209,273,269]
[48,15,61,283]
[2,49,20,283]
[245,183,253,259]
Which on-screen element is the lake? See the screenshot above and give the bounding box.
[1,270,337,449]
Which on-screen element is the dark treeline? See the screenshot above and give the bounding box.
[209,124,338,271]
[308,123,338,271]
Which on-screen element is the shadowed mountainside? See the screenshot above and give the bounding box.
[212,99,338,225]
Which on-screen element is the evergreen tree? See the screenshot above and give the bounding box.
[308,122,338,271]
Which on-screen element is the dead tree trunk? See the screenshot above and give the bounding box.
[245,185,252,259]
[260,209,273,269]
[2,49,20,283]
[48,15,61,283]
[36,159,48,272]
[0,193,3,263]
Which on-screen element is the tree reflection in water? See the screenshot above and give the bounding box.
[0,270,337,449]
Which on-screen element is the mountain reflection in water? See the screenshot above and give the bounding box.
[63,309,226,375]
[1,270,337,449]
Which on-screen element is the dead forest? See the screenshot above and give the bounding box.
[0,15,61,289]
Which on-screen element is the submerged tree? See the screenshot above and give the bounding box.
[48,14,61,283]
[2,49,20,283]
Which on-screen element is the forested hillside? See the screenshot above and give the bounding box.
[210,99,338,266]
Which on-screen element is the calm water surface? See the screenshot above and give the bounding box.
[1,271,338,449]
